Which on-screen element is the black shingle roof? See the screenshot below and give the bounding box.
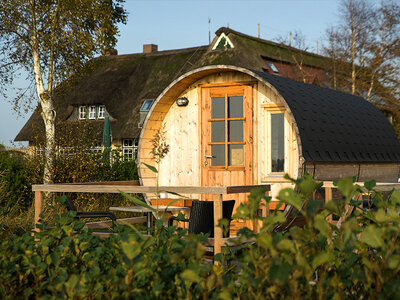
[254,71,400,163]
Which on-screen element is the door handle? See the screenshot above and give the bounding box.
[204,154,215,166]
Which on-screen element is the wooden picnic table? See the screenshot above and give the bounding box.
[109,205,190,233]
[32,182,271,255]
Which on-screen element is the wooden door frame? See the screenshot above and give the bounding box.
[199,82,255,189]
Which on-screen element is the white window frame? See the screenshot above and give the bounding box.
[88,105,96,119]
[123,148,134,161]
[79,106,86,120]
[264,106,288,179]
[122,138,137,161]
[98,105,105,119]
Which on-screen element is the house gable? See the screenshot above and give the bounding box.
[212,32,234,50]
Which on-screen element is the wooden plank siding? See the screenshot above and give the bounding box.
[139,72,259,201]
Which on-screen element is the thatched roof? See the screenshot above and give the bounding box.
[14,27,336,143]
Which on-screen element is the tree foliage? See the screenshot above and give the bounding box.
[323,0,400,120]
[0,0,127,183]
[0,0,127,89]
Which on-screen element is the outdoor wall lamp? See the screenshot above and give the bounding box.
[176,97,189,107]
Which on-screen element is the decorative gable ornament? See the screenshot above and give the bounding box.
[212,32,234,50]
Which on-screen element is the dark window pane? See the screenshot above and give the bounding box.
[228,120,243,142]
[211,121,225,142]
[268,62,279,73]
[229,145,244,166]
[211,97,225,119]
[140,99,154,111]
[271,113,284,172]
[211,145,225,166]
[228,96,243,118]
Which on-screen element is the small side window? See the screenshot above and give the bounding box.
[79,106,86,120]
[122,138,137,161]
[267,62,279,73]
[88,106,96,119]
[139,99,155,128]
[271,113,285,172]
[98,105,105,119]
[140,99,154,112]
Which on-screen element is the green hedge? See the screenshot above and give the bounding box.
[0,147,138,215]
[0,151,31,213]
[1,176,400,299]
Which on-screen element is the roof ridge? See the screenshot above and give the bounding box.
[102,45,209,60]
[215,27,326,60]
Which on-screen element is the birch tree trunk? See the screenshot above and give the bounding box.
[29,0,56,184]
[41,96,56,184]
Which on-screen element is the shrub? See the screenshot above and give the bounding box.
[0,197,210,299]
[0,143,139,238]
[26,145,138,208]
[1,176,399,299]
[0,150,31,213]
[226,175,400,299]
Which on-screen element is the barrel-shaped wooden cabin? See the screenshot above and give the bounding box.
[138,65,400,208]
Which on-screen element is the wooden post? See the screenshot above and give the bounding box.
[325,187,332,223]
[267,191,271,216]
[214,194,223,257]
[34,191,44,232]
[257,190,271,232]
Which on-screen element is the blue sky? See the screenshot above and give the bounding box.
[2,0,342,147]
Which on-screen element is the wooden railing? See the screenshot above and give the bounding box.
[32,183,271,254]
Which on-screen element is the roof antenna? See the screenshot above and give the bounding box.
[258,23,260,38]
[316,41,319,54]
[227,23,229,29]
[208,17,211,45]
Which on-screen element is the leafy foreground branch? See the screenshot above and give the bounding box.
[1,176,400,299]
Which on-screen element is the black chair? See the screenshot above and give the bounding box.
[65,197,117,229]
[168,200,235,238]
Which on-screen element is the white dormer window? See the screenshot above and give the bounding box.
[98,105,105,119]
[88,106,96,119]
[268,62,279,73]
[140,99,154,112]
[79,106,86,120]
[212,32,234,50]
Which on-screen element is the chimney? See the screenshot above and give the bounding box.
[143,44,158,54]
[104,49,118,56]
